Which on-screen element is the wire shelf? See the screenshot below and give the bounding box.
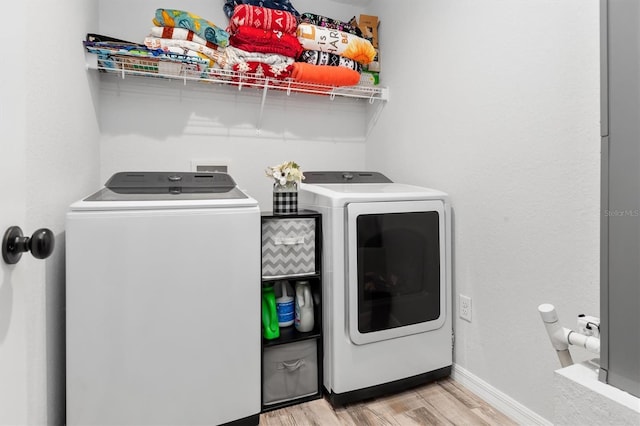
[86,52,389,103]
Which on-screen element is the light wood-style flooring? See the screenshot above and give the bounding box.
[260,378,517,426]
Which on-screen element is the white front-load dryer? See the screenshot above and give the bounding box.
[66,172,260,426]
[299,171,452,406]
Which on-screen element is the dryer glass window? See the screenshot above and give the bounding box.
[356,212,441,333]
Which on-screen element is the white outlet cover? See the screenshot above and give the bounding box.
[459,294,472,322]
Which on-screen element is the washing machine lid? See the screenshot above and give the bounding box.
[104,171,237,194]
[300,171,448,206]
[303,171,393,184]
[70,172,258,210]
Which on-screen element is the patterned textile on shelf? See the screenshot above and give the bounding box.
[230,26,303,59]
[296,23,375,65]
[144,37,227,67]
[223,0,301,19]
[223,46,294,71]
[232,61,294,84]
[149,27,217,49]
[291,62,361,87]
[84,41,210,76]
[84,41,163,59]
[299,13,362,37]
[152,9,230,47]
[298,50,362,73]
[228,4,298,35]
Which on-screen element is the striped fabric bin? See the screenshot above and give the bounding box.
[262,218,315,278]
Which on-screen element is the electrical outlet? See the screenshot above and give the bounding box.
[459,294,472,322]
[191,159,229,174]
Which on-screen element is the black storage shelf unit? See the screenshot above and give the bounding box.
[262,323,321,348]
[260,210,323,412]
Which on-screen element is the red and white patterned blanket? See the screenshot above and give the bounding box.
[228,5,298,35]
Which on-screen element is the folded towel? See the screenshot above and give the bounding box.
[228,5,298,35]
[230,26,302,59]
[224,46,294,69]
[144,37,227,67]
[298,50,362,72]
[300,13,362,37]
[291,62,361,87]
[149,27,216,49]
[153,9,229,47]
[296,23,375,65]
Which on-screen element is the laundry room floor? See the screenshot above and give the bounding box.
[259,378,517,425]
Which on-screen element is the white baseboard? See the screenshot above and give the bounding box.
[452,364,552,426]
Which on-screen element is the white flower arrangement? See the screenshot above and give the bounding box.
[265,160,305,188]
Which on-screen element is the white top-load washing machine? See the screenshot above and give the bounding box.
[299,171,452,406]
[66,172,260,426]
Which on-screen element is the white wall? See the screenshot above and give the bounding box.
[97,0,375,208]
[368,0,600,421]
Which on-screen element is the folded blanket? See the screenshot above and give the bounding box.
[144,37,227,67]
[291,62,361,87]
[224,46,294,69]
[153,9,229,47]
[228,4,298,35]
[233,61,293,80]
[223,0,300,18]
[230,26,302,59]
[296,23,375,65]
[84,41,159,58]
[156,46,212,67]
[149,27,216,49]
[84,41,209,76]
[300,13,362,37]
[299,50,362,72]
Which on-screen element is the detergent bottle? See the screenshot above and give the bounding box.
[275,281,294,327]
[294,281,314,332]
[262,284,279,340]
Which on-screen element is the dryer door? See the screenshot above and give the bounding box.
[346,200,447,345]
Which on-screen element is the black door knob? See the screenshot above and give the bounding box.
[2,226,55,264]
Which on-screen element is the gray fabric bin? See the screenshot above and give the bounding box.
[263,340,318,405]
[262,218,315,277]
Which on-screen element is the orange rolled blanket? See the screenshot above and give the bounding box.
[291,62,361,87]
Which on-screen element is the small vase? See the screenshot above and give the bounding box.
[273,181,298,215]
